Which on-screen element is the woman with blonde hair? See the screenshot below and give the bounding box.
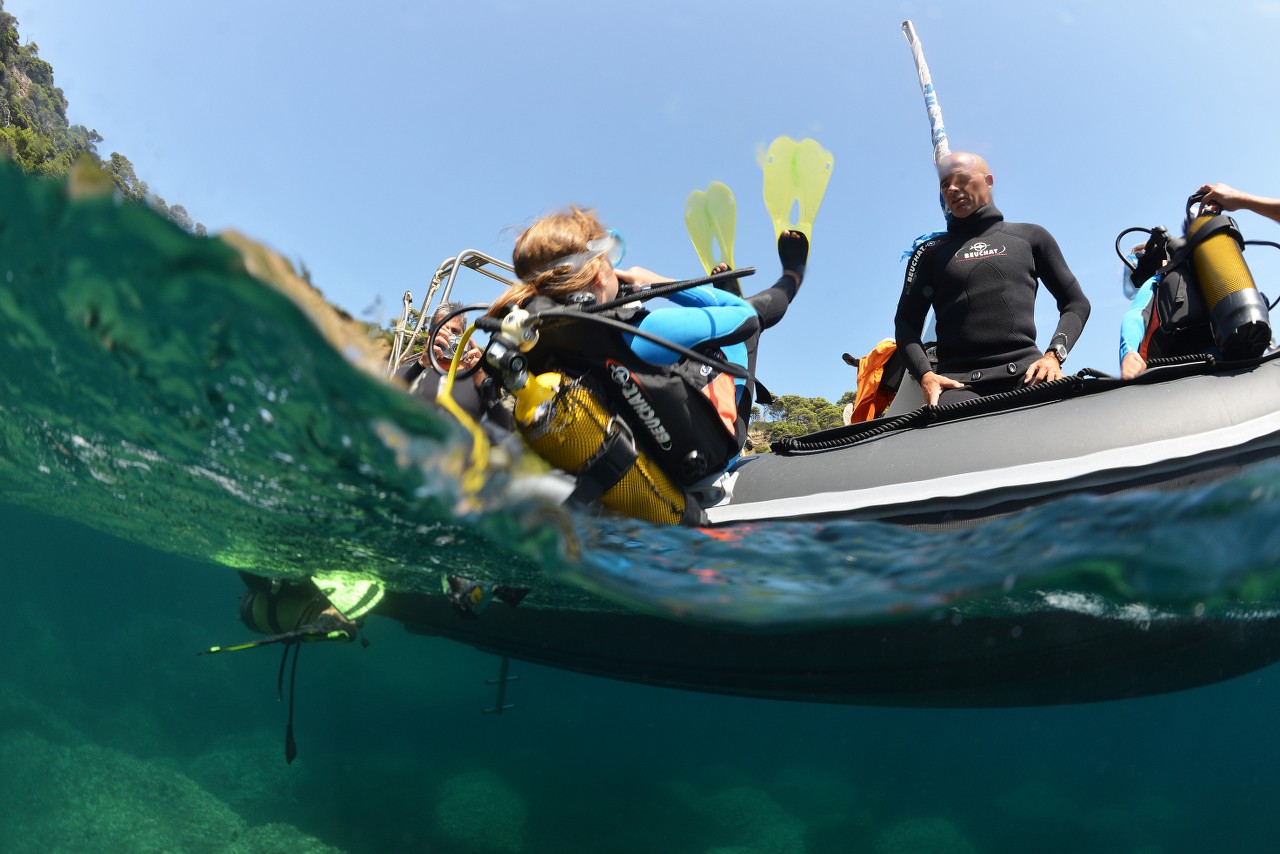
[488,207,804,486]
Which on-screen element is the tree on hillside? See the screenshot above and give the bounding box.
[102,150,146,200]
[167,204,192,231]
[748,392,851,453]
[0,27,102,175]
[0,1,206,234]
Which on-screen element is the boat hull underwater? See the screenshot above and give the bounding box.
[377,589,1280,708]
[371,354,1280,708]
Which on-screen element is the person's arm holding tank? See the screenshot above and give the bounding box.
[1199,184,1280,225]
[1025,226,1091,384]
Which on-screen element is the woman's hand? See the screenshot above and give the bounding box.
[1120,351,1147,380]
[616,266,673,287]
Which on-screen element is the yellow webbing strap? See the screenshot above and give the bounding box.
[436,323,491,495]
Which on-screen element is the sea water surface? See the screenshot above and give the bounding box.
[4,163,1280,852]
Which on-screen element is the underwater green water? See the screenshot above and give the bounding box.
[6,503,1280,854]
[6,162,1280,851]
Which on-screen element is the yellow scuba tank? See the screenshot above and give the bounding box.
[239,581,326,636]
[513,372,687,525]
[1185,210,1271,359]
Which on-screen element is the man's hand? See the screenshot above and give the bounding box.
[459,346,482,372]
[1120,351,1147,380]
[426,329,481,373]
[1024,353,1064,385]
[921,371,966,405]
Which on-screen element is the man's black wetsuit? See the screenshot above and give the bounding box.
[894,204,1091,401]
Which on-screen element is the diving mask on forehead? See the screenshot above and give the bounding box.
[533,228,626,277]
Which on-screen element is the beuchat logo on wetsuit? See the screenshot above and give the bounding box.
[904,237,944,291]
[955,240,1008,262]
[607,360,674,450]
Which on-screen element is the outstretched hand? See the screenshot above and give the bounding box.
[1198,183,1247,212]
[616,266,673,287]
[778,230,808,285]
[1197,183,1280,225]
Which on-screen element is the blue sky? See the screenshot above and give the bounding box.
[10,0,1280,401]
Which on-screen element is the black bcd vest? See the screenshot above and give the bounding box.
[521,298,747,485]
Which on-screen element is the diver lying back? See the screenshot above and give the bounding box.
[486,207,762,489]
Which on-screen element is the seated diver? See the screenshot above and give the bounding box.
[484,207,807,491]
[1118,180,1280,379]
[394,301,513,431]
[1117,243,1217,379]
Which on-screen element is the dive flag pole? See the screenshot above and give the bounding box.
[901,20,950,165]
[900,20,947,348]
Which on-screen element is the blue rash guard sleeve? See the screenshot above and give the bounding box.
[624,286,757,366]
[1119,276,1157,364]
[665,283,744,309]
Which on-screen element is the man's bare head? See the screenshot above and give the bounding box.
[937,152,993,219]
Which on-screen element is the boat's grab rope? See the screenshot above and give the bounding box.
[771,354,1238,456]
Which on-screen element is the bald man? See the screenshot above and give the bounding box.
[894,153,1091,405]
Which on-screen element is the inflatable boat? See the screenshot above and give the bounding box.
[374,349,1280,709]
[704,352,1280,527]
[393,211,1280,530]
[363,248,1280,708]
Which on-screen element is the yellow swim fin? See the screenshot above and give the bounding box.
[684,181,737,274]
[311,574,385,621]
[760,136,834,240]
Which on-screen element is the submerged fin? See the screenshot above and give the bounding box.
[311,574,385,621]
[684,181,737,274]
[760,136,834,241]
[444,576,533,616]
[492,586,532,608]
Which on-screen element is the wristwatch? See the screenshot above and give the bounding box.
[1050,342,1068,365]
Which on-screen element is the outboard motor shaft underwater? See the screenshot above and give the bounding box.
[1117,191,1275,361]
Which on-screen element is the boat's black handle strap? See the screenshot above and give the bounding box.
[588,268,755,313]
